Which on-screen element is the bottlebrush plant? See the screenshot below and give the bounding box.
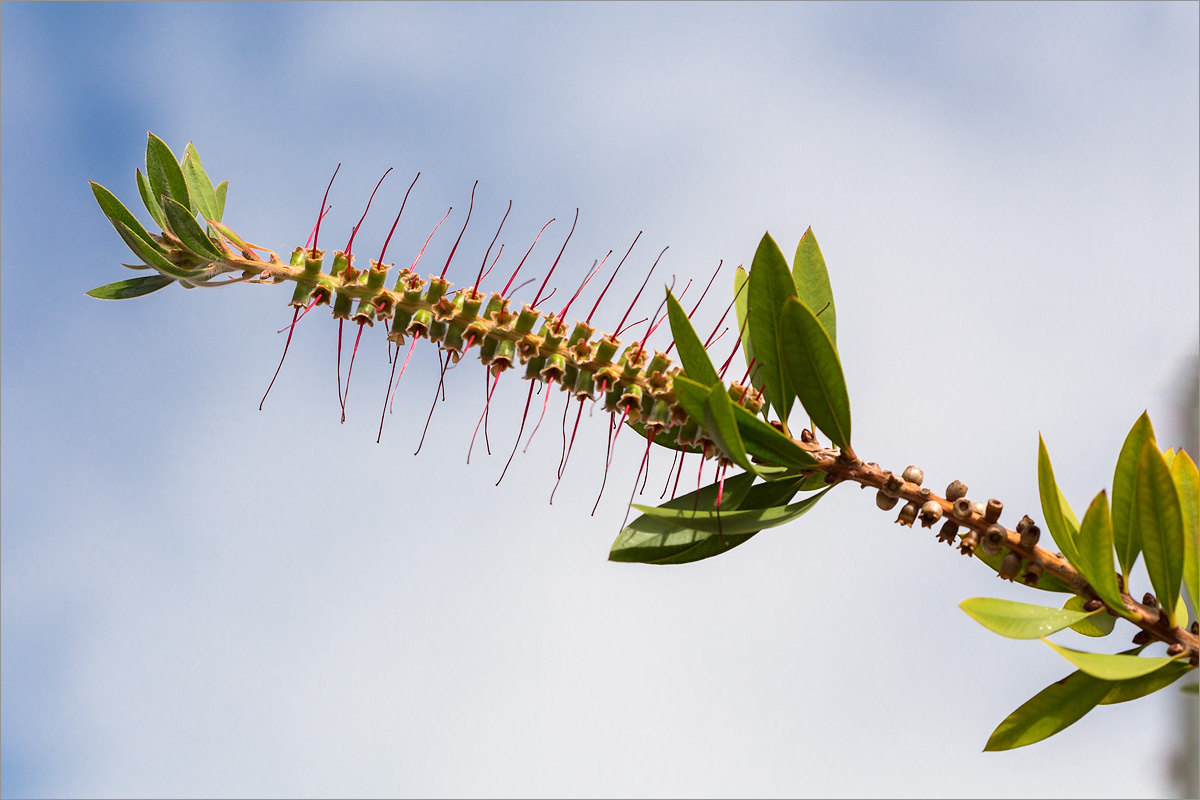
[89,133,1198,751]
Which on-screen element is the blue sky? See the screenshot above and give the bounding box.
[2,2,1198,797]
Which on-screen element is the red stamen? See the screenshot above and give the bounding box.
[340,321,367,424]
[497,381,537,486]
[608,406,631,466]
[586,231,641,325]
[336,319,345,415]
[345,168,393,255]
[620,429,655,530]
[671,450,687,500]
[311,163,341,256]
[661,448,680,499]
[279,298,318,333]
[387,337,419,415]
[415,349,450,455]
[523,377,556,452]
[613,245,668,338]
[260,306,300,410]
[501,218,554,296]
[550,398,586,504]
[613,316,647,339]
[531,208,579,309]
[591,411,618,515]
[468,370,503,463]
[412,207,452,273]
[474,199,512,290]
[376,171,420,266]
[479,245,504,284]
[665,260,723,356]
[558,253,607,319]
[439,180,478,279]
[305,205,332,250]
[640,276,677,349]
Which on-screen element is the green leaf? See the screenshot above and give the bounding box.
[161,197,223,262]
[984,667,1111,751]
[1038,435,1082,568]
[1169,450,1199,614]
[960,597,1097,639]
[791,227,836,346]
[1063,595,1117,637]
[90,181,170,257]
[634,486,830,535]
[778,297,852,450]
[181,143,220,224]
[135,168,168,232]
[1136,441,1185,626]
[733,266,767,413]
[209,220,249,253]
[1182,683,1198,696]
[670,375,710,426]
[1074,491,1127,617]
[666,289,719,387]
[730,402,819,469]
[703,383,756,474]
[1101,661,1193,704]
[86,274,175,300]
[215,180,228,222]
[1112,412,1156,578]
[1163,447,1176,467]
[111,219,202,280]
[145,132,191,213]
[747,232,797,424]
[1044,640,1181,680]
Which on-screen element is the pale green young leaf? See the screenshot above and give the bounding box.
[1099,662,1192,704]
[181,144,220,224]
[1044,639,1181,681]
[778,297,852,450]
[960,597,1096,639]
[86,274,175,300]
[747,232,797,424]
[791,226,836,345]
[666,289,719,387]
[214,180,228,222]
[984,667,1111,751]
[1074,491,1126,616]
[1112,411,1156,578]
[1063,595,1117,637]
[91,181,169,257]
[1038,435,1082,568]
[111,219,202,280]
[732,266,767,413]
[135,168,168,231]
[1135,441,1185,627]
[145,132,191,213]
[161,197,224,262]
[1168,450,1198,613]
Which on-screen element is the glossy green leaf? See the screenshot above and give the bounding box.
[111,219,202,280]
[214,180,228,222]
[1038,435,1082,568]
[670,375,709,426]
[626,419,701,453]
[984,667,1111,751]
[733,266,767,413]
[778,297,852,450]
[730,401,820,469]
[703,383,756,474]
[1063,595,1117,637]
[960,597,1096,639]
[1044,639,1180,680]
[1112,412,1156,578]
[161,197,223,262]
[145,132,191,213]
[666,289,719,387]
[1136,441,1185,626]
[1169,450,1198,613]
[91,181,169,257]
[970,545,1075,593]
[1074,491,1126,616]
[86,274,175,300]
[135,168,168,232]
[634,486,829,535]
[791,227,836,346]
[747,232,797,424]
[1099,661,1194,704]
[182,143,220,224]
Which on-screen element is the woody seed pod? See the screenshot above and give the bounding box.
[937,520,959,545]
[984,498,1003,523]
[1022,560,1043,586]
[896,502,918,527]
[1016,515,1035,534]
[882,473,904,497]
[919,501,943,528]
[876,490,899,511]
[1192,622,1199,635]
[946,480,968,501]
[1019,524,1040,548]
[918,487,932,500]
[1143,592,1158,608]
[970,500,986,517]
[902,465,924,486]
[1084,599,1104,612]
[1132,630,1153,645]
[1167,644,1185,657]
[958,529,979,557]
[998,552,1021,581]
[981,524,1006,556]
[953,497,974,519]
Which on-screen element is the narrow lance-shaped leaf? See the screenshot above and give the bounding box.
[90,181,170,258]
[110,219,203,280]
[666,289,719,387]
[1100,660,1194,705]
[792,226,836,345]
[145,132,192,213]
[778,297,852,450]
[86,274,175,300]
[703,383,756,475]
[959,597,1098,640]
[1135,440,1185,627]
[984,666,1112,751]
[182,143,220,223]
[1112,411,1156,578]
[1038,435,1082,568]
[747,232,797,425]
[135,168,169,232]
[730,401,819,469]
[634,486,830,535]
[1074,491,1128,617]
[1169,450,1198,614]
[1044,639,1181,680]
[162,196,224,262]
[733,266,768,414]
[214,180,228,222]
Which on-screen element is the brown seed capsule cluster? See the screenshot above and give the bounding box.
[1016,515,1040,548]
[902,465,924,486]
[937,520,959,546]
[876,490,899,511]
[918,500,942,528]
[952,497,974,520]
[998,552,1021,581]
[984,498,1003,523]
[1022,560,1043,586]
[980,524,1007,557]
[958,529,979,557]
[945,480,968,501]
[896,502,918,527]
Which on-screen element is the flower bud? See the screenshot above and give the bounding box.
[998,552,1022,581]
[958,529,979,556]
[945,480,968,501]
[953,497,974,519]
[902,465,924,486]
[1019,524,1040,549]
[937,520,959,545]
[919,501,943,528]
[896,502,918,527]
[1132,630,1153,645]
[984,498,1003,523]
[1022,560,1043,586]
[876,490,899,511]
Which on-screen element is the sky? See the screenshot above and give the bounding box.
[2,2,1198,797]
